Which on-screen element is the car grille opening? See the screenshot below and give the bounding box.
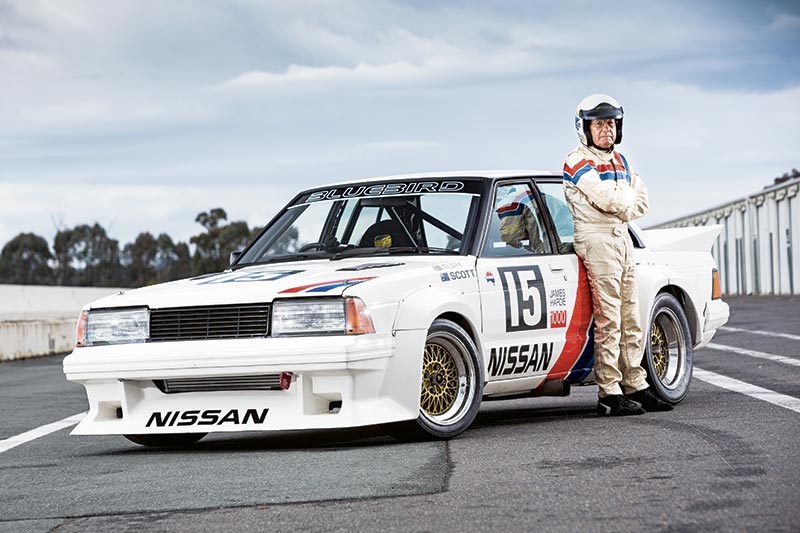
[149,303,270,342]
[154,374,284,393]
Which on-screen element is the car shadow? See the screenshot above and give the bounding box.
[472,402,597,429]
[96,398,599,454]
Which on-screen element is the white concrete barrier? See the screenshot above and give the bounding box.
[0,318,77,361]
[0,284,125,361]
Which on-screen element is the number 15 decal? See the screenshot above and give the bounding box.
[498,265,548,332]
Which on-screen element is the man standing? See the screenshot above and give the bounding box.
[563,94,673,416]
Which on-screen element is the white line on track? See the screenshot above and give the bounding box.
[0,412,85,454]
[705,342,800,367]
[694,368,800,414]
[720,326,800,342]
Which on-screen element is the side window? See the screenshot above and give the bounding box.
[537,182,575,253]
[482,183,553,257]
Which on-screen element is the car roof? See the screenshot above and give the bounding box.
[316,170,561,189]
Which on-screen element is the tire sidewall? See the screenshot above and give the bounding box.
[415,319,484,439]
[644,293,693,404]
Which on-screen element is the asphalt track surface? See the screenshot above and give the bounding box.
[1,296,798,532]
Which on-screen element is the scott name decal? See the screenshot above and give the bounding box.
[440,269,475,282]
[488,342,554,376]
[146,408,269,427]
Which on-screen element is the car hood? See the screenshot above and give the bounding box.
[84,256,470,310]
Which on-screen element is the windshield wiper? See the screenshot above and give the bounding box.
[330,246,459,260]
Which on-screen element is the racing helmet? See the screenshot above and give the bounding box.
[575,94,623,147]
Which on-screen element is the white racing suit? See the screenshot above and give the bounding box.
[563,144,649,397]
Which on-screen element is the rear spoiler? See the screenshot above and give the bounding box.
[639,225,723,252]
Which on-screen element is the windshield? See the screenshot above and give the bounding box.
[237,179,482,266]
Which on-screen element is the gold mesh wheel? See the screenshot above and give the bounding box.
[644,293,692,405]
[647,298,688,393]
[416,322,478,431]
[421,343,460,416]
[651,322,670,380]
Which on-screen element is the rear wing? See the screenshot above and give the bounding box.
[638,225,723,252]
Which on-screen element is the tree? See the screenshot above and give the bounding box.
[774,168,800,185]
[190,208,252,274]
[123,232,193,286]
[154,234,192,282]
[271,226,299,254]
[0,232,54,285]
[123,232,158,287]
[53,223,122,286]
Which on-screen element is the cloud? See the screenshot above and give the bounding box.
[0,0,798,253]
[620,82,800,225]
[767,5,800,29]
[0,180,296,249]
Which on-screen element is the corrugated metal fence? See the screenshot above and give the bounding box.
[651,177,799,295]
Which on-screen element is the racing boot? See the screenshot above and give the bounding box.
[597,395,645,416]
[628,388,674,412]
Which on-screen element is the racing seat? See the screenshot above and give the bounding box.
[358,219,414,248]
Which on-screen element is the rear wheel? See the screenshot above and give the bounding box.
[124,433,207,447]
[390,319,483,440]
[643,293,693,404]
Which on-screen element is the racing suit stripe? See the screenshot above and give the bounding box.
[564,159,628,184]
[563,160,594,184]
[614,152,632,183]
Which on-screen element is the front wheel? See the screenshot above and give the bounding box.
[124,433,207,447]
[390,319,483,441]
[643,292,693,404]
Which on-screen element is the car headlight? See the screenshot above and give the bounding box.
[271,297,375,336]
[81,308,150,346]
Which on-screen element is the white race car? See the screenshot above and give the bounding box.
[63,171,729,446]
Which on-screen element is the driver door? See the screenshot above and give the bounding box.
[477,180,586,393]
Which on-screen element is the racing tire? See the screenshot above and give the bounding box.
[643,292,693,404]
[389,319,483,441]
[124,433,207,447]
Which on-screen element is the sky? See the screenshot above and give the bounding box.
[1,0,799,250]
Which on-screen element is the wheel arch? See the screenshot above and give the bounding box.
[392,285,482,335]
[395,314,484,440]
[436,311,480,348]
[655,285,701,347]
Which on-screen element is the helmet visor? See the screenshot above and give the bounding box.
[579,102,623,121]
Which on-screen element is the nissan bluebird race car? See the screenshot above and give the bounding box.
[63,171,729,446]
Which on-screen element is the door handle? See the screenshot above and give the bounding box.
[549,264,565,272]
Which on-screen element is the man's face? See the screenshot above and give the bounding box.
[589,119,616,149]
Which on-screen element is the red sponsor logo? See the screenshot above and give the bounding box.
[550,309,567,328]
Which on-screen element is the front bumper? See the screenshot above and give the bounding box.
[63,330,425,435]
[698,299,730,348]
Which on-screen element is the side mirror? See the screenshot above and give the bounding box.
[229,249,243,266]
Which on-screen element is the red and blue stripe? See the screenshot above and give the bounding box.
[279,276,376,294]
[496,191,534,218]
[563,153,631,185]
